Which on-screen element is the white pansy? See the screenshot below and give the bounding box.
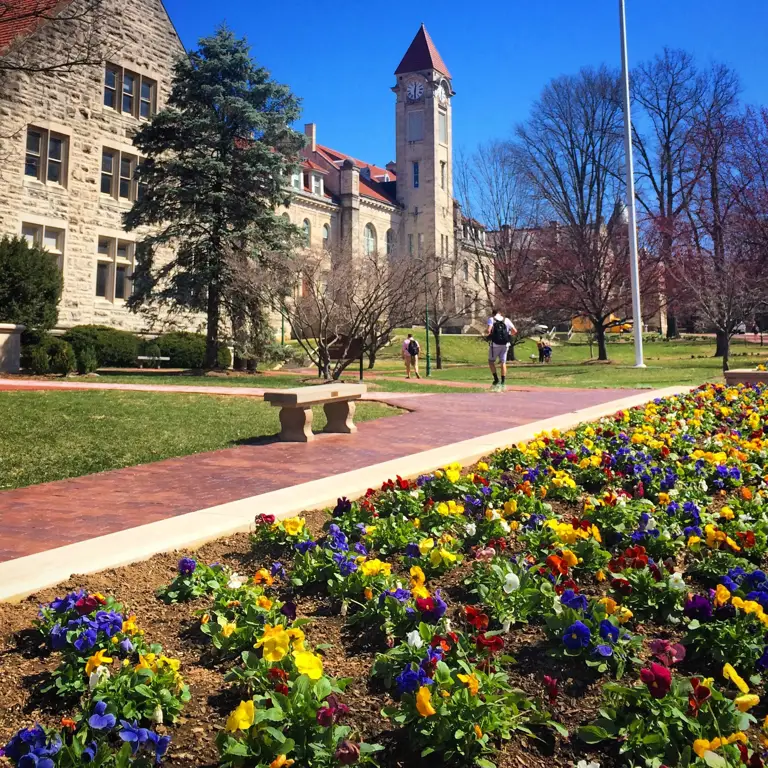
[465,522,477,537]
[406,630,423,649]
[410,490,420,498]
[490,510,501,521]
[227,573,246,589]
[89,665,110,691]
[668,572,686,591]
[444,620,452,633]
[503,572,520,594]
[499,520,511,533]
[577,761,600,768]
[151,705,163,724]
[502,619,512,633]
[699,480,709,492]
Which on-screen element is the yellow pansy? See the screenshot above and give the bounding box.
[85,649,113,676]
[415,685,436,717]
[600,597,618,615]
[269,757,295,768]
[616,606,633,624]
[429,548,457,568]
[257,596,273,610]
[221,622,237,638]
[282,517,305,536]
[256,624,290,662]
[714,584,731,607]
[561,549,579,568]
[360,559,392,577]
[723,663,750,694]
[287,627,305,651]
[503,499,518,516]
[444,463,462,483]
[477,461,489,472]
[121,615,139,635]
[735,694,760,712]
[418,538,435,556]
[457,673,479,696]
[225,700,255,732]
[293,650,323,680]
[720,506,735,520]
[135,653,156,672]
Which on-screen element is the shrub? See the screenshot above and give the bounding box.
[0,235,62,331]
[152,331,230,369]
[49,339,76,375]
[76,346,99,375]
[63,325,140,367]
[29,345,50,375]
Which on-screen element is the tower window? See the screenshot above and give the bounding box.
[412,162,419,189]
[302,219,311,248]
[439,111,447,144]
[408,234,413,256]
[386,229,394,256]
[440,161,446,190]
[463,260,469,281]
[418,233,424,256]
[322,223,330,250]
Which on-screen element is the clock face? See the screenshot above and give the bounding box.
[406,81,424,101]
[437,83,449,104]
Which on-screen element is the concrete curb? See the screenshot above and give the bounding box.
[0,386,690,602]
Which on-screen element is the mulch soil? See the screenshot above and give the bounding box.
[0,504,619,768]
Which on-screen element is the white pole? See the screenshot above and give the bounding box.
[619,0,645,368]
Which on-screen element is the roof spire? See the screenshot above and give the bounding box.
[394,24,451,78]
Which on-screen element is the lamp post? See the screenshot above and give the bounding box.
[424,282,432,377]
[619,0,646,368]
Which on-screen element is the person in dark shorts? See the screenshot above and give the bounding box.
[486,309,517,391]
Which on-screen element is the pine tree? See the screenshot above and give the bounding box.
[125,26,304,368]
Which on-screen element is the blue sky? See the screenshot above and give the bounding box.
[163,0,768,166]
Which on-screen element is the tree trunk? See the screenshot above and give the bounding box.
[714,330,728,358]
[233,355,245,371]
[508,342,516,362]
[595,324,608,361]
[205,282,220,369]
[367,347,376,369]
[666,314,678,339]
[433,329,442,370]
[722,335,730,372]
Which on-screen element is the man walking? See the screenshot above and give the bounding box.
[487,309,517,391]
[402,333,421,379]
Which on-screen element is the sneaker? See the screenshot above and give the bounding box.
[490,383,500,392]
[499,383,507,392]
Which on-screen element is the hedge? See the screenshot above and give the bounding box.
[62,325,141,368]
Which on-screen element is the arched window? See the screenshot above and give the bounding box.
[322,223,330,250]
[364,223,377,256]
[302,219,311,248]
[386,228,394,256]
[462,260,469,281]
[474,262,480,282]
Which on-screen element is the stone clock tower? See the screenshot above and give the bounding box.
[393,25,454,262]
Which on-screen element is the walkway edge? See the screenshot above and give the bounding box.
[0,386,689,602]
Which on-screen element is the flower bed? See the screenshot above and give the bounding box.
[1,382,768,768]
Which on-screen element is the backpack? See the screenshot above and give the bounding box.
[490,318,510,345]
[407,339,419,356]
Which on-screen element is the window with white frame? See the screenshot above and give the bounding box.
[311,173,323,196]
[21,223,65,270]
[386,228,394,256]
[302,219,311,248]
[291,171,301,190]
[101,148,140,201]
[24,127,67,185]
[440,161,446,190]
[96,236,134,301]
[322,224,330,250]
[364,224,377,256]
[104,64,157,119]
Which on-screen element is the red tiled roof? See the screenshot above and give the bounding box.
[301,158,329,174]
[315,143,398,206]
[394,24,451,78]
[0,0,64,52]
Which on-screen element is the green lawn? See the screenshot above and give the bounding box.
[0,391,402,490]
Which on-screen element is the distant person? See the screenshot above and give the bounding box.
[402,333,421,379]
[543,343,552,364]
[486,308,517,391]
[537,337,545,364]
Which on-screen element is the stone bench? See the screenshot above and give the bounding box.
[137,355,171,369]
[724,369,768,387]
[263,383,367,442]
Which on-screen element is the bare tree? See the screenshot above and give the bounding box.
[514,66,663,360]
[275,248,425,380]
[0,0,108,73]
[421,249,480,369]
[631,48,706,338]
[455,142,546,333]
[672,95,768,371]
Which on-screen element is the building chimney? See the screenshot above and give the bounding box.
[386,161,396,173]
[304,123,317,152]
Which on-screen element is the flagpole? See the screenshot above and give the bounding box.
[619,0,645,368]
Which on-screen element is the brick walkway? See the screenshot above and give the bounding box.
[0,385,642,562]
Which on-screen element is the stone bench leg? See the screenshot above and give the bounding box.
[279,406,314,442]
[324,400,357,434]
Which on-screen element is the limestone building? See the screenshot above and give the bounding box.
[0,9,487,335]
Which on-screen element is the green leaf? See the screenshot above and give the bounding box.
[264,726,286,743]
[577,725,612,744]
[475,759,497,768]
[454,729,466,739]
[703,751,727,768]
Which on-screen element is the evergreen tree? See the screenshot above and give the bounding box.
[125,26,304,368]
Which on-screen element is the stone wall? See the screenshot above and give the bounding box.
[0,0,189,333]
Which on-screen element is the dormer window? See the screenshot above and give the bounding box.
[311,173,323,196]
[291,171,301,190]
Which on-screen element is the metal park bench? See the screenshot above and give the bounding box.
[136,355,170,369]
[263,383,367,442]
